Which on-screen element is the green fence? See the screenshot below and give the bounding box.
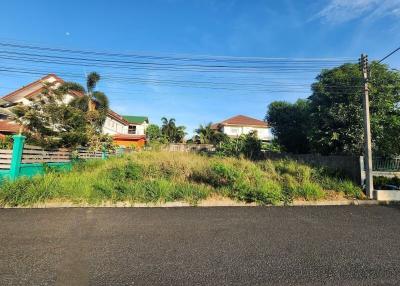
[373,157,400,172]
[0,134,110,182]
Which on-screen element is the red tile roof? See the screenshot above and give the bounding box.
[0,120,22,133]
[107,109,130,125]
[214,115,268,128]
[2,74,64,101]
[3,74,143,128]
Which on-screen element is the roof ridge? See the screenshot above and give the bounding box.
[218,114,268,127]
[2,74,63,100]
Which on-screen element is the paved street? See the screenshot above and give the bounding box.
[0,206,400,285]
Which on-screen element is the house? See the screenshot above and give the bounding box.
[102,112,148,148]
[211,115,273,142]
[0,74,148,148]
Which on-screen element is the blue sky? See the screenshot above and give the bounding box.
[0,0,400,136]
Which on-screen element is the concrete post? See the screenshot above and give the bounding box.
[360,54,374,198]
[9,134,25,181]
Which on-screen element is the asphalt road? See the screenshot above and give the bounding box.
[0,206,400,286]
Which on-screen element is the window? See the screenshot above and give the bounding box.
[128,125,137,134]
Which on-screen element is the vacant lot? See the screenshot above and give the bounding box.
[0,151,364,206]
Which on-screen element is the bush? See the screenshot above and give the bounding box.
[216,132,262,160]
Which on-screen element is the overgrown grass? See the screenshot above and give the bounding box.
[0,151,365,206]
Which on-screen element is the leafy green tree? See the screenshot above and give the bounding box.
[308,62,400,156]
[266,99,311,154]
[161,117,186,143]
[266,62,400,156]
[194,123,228,145]
[59,72,109,130]
[146,124,161,141]
[12,83,88,148]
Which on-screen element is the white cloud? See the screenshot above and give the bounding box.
[313,0,400,24]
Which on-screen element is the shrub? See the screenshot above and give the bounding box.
[216,132,262,160]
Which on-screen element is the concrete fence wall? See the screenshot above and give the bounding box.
[164,144,216,153]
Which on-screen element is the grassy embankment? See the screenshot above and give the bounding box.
[0,151,364,206]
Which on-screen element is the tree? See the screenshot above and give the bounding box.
[266,99,311,154]
[146,124,161,141]
[308,62,400,156]
[266,62,400,156]
[174,126,186,143]
[194,123,228,145]
[59,72,109,131]
[12,83,88,148]
[160,117,186,143]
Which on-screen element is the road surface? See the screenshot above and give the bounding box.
[0,206,399,285]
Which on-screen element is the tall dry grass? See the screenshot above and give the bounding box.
[0,151,364,206]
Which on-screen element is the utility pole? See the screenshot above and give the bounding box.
[359,54,374,198]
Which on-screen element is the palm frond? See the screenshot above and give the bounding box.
[86,72,100,93]
[69,96,89,112]
[92,91,109,111]
[57,82,86,94]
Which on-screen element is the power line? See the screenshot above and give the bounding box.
[378,46,400,63]
[0,40,360,95]
[0,41,355,63]
[0,66,365,91]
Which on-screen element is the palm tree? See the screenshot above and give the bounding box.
[195,123,215,144]
[59,72,109,129]
[195,123,227,145]
[174,126,186,143]
[161,117,186,143]
[161,117,176,141]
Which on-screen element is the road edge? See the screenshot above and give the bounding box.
[1,199,398,208]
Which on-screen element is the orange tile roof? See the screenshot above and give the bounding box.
[113,134,146,140]
[215,115,268,128]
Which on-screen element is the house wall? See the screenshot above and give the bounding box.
[103,117,129,135]
[113,138,145,148]
[17,92,76,106]
[222,125,273,141]
[129,122,148,135]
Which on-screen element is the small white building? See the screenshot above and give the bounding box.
[211,115,273,142]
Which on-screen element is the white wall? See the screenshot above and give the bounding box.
[134,122,148,135]
[102,117,129,135]
[222,125,273,141]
